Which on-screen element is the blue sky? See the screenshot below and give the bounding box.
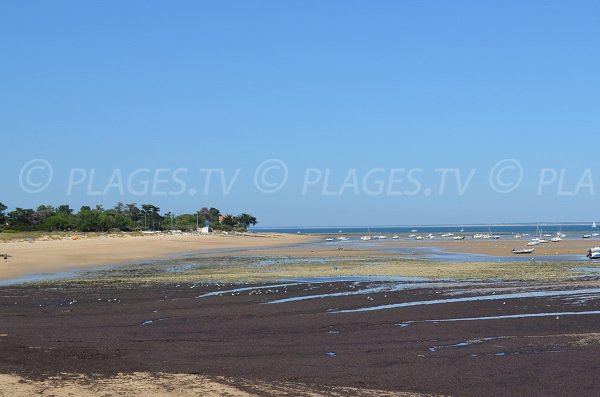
[1,1,599,226]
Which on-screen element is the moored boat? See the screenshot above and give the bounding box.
[513,248,535,254]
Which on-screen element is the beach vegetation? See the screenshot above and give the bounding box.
[0,202,257,233]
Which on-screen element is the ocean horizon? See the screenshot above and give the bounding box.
[253,222,598,235]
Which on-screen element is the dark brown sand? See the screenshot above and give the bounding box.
[1,280,599,396]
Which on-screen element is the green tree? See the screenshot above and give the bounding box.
[237,213,258,229]
[7,208,35,230]
[126,203,141,229]
[0,202,7,226]
[221,214,237,227]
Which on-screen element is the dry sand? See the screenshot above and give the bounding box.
[0,233,314,281]
[0,373,431,396]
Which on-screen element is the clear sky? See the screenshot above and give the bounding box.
[1,1,599,226]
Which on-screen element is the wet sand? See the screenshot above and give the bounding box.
[249,237,599,258]
[1,233,596,283]
[1,279,599,396]
[0,233,314,281]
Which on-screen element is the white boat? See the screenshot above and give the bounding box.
[550,237,562,242]
[325,238,335,241]
[415,236,424,240]
[493,235,501,240]
[583,234,592,239]
[587,250,600,259]
[592,233,600,237]
[378,235,387,239]
[514,234,523,239]
[593,221,597,229]
[441,233,454,237]
[513,248,535,254]
[337,237,350,241]
[591,247,600,253]
[408,234,416,238]
[527,241,540,246]
[411,229,418,233]
[453,236,465,240]
[473,234,483,239]
[392,235,400,239]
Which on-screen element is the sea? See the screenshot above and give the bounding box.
[253,223,597,236]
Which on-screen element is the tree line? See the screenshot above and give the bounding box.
[0,202,257,233]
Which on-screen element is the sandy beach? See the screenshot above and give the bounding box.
[1,233,598,283]
[0,233,314,281]
[1,232,600,396]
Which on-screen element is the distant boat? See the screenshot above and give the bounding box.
[593,221,597,229]
[325,238,335,241]
[392,235,400,239]
[550,237,562,242]
[583,234,592,239]
[527,241,540,246]
[514,234,523,239]
[441,233,454,237]
[453,236,465,240]
[360,236,371,241]
[415,236,424,240]
[411,229,418,233]
[408,234,416,238]
[592,233,600,237]
[513,248,535,254]
[378,235,387,239]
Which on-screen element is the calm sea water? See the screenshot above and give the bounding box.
[254,223,597,236]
